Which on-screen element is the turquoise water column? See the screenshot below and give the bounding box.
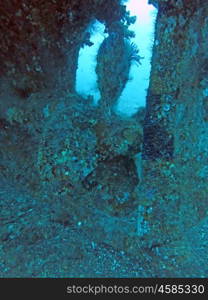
[117,0,157,116]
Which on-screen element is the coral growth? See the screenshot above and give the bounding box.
[96,35,142,114]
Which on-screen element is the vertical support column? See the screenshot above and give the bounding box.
[137,0,208,252]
